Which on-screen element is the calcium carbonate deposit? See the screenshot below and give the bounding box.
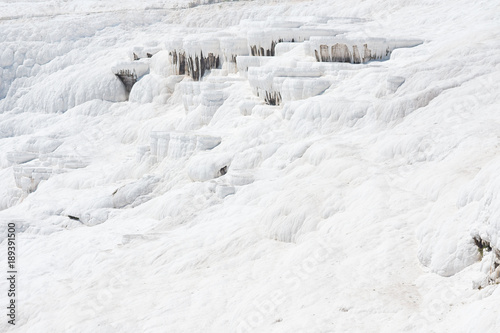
[1,0,500,332]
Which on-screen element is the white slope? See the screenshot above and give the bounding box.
[1,0,500,332]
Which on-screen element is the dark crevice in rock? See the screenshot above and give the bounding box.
[179,53,186,74]
[186,51,221,81]
[352,45,361,64]
[473,235,500,287]
[250,38,285,57]
[474,236,493,253]
[115,69,138,97]
[319,45,330,62]
[264,91,282,106]
[219,166,228,176]
[331,43,351,62]
[314,49,320,62]
[170,50,187,75]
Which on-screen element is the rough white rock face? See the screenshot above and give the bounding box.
[7,152,37,164]
[111,61,150,77]
[13,166,54,193]
[2,65,128,113]
[150,131,170,160]
[130,45,162,60]
[1,1,500,332]
[248,64,329,105]
[219,37,249,73]
[236,55,273,75]
[280,77,332,102]
[187,152,231,182]
[111,60,150,96]
[149,50,172,77]
[129,74,171,104]
[150,131,221,161]
[180,81,231,124]
[247,27,341,56]
[386,75,406,93]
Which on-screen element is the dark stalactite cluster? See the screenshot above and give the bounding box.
[250,38,286,57]
[169,50,187,75]
[260,90,281,106]
[170,50,220,81]
[314,43,389,64]
[115,69,138,98]
[186,52,221,81]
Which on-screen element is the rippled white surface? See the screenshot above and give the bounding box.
[1,0,500,332]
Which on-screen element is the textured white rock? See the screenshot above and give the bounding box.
[149,50,172,77]
[248,65,326,104]
[215,184,235,198]
[150,131,170,159]
[0,47,14,67]
[274,42,300,56]
[129,74,171,104]
[130,45,162,60]
[6,151,38,164]
[196,134,222,151]
[183,36,221,58]
[236,56,273,75]
[219,36,248,73]
[112,176,159,208]
[152,132,222,160]
[13,166,54,193]
[1,2,499,333]
[199,90,225,124]
[280,77,332,102]
[187,152,231,182]
[386,75,405,93]
[180,81,230,112]
[247,27,341,56]
[226,171,254,186]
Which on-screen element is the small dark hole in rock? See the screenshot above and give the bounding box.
[474,236,492,252]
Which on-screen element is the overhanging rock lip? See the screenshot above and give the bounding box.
[111,60,150,77]
[111,60,150,95]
